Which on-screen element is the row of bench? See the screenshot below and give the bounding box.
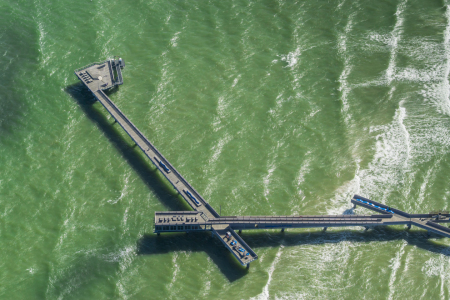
[78,71,93,83]
[155,225,211,231]
[354,198,395,213]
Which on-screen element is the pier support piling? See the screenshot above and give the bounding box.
[281,228,285,233]
[323,227,327,231]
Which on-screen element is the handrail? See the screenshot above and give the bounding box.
[74,59,109,72]
[426,221,450,233]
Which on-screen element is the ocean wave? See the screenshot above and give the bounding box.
[433,5,450,115]
[280,47,301,69]
[337,14,355,125]
[387,241,407,300]
[250,245,284,300]
[386,0,407,84]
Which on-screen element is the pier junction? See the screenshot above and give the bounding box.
[75,59,450,267]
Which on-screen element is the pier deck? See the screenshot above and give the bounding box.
[75,59,450,267]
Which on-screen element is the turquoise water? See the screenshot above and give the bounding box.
[2,0,450,298]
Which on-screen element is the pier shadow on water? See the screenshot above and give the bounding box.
[65,82,191,212]
[137,227,450,282]
[138,232,249,282]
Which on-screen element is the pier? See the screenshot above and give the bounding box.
[75,59,450,267]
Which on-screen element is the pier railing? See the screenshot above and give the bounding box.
[74,60,109,73]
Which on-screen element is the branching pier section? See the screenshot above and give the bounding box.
[75,59,450,267]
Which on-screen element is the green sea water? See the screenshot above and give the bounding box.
[2,0,450,298]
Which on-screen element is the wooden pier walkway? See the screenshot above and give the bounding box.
[75,59,450,267]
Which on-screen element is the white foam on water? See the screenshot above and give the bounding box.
[338,63,352,123]
[261,92,287,203]
[268,93,285,120]
[204,93,235,199]
[438,5,450,116]
[115,246,136,271]
[352,4,405,87]
[200,258,212,297]
[387,241,406,300]
[395,67,442,83]
[263,143,284,202]
[94,0,121,59]
[203,133,232,199]
[398,100,410,169]
[327,168,361,215]
[233,3,450,299]
[361,104,410,200]
[290,153,311,213]
[337,14,355,125]
[416,159,439,207]
[54,204,77,251]
[168,252,180,292]
[32,0,53,69]
[355,36,446,90]
[203,280,211,296]
[117,282,129,300]
[170,32,181,47]
[48,244,135,300]
[274,292,309,300]
[324,12,450,291]
[336,0,346,10]
[36,21,47,63]
[147,53,177,124]
[263,163,276,199]
[296,153,311,187]
[107,173,131,205]
[386,0,407,84]
[368,32,394,46]
[110,245,136,300]
[122,207,129,230]
[422,254,450,298]
[327,101,410,214]
[209,134,232,165]
[351,1,407,90]
[272,234,358,299]
[280,47,301,69]
[232,75,241,88]
[250,245,284,300]
[329,28,450,214]
[212,95,231,132]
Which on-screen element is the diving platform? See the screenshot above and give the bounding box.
[75,59,450,267]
